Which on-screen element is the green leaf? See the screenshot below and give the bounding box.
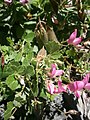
[18,65,25,74]
[22,57,29,66]
[13,93,26,108]
[40,89,47,99]
[4,102,14,120]
[24,21,36,25]
[24,31,35,43]
[15,52,22,62]
[6,75,21,90]
[66,49,77,57]
[31,0,40,6]
[50,51,62,59]
[22,51,33,66]
[45,41,60,54]
[26,51,33,61]
[24,65,35,76]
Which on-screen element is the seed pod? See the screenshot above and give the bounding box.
[35,22,48,49]
[1,54,4,70]
[40,24,48,44]
[46,26,59,43]
[35,30,44,49]
[50,0,60,14]
[36,46,47,62]
[76,0,85,22]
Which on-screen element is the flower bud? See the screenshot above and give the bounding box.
[20,0,28,4]
[4,0,12,4]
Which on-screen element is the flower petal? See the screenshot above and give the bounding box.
[67,29,77,44]
[20,0,28,4]
[68,81,84,92]
[46,80,55,94]
[75,91,81,98]
[85,83,90,90]
[68,82,77,92]
[54,70,64,77]
[58,80,66,92]
[50,64,56,77]
[4,0,12,4]
[82,73,90,85]
[72,37,82,46]
[76,81,84,90]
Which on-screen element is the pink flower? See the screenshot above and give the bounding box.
[68,73,90,97]
[57,80,66,93]
[82,73,90,84]
[83,73,90,90]
[46,80,66,94]
[68,81,84,97]
[46,80,55,94]
[67,29,82,46]
[49,64,64,78]
[20,0,28,4]
[84,83,90,90]
[68,29,77,43]
[4,0,12,4]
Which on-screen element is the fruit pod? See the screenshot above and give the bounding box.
[40,24,48,44]
[76,0,85,22]
[35,30,44,49]
[35,23,48,49]
[1,54,4,70]
[46,26,59,43]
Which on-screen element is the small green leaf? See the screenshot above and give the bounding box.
[24,21,36,25]
[24,31,35,43]
[22,57,30,66]
[4,102,14,120]
[13,93,26,108]
[6,75,21,90]
[24,65,35,76]
[45,41,60,54]
[15,52,22,62]
[40,89,47,99]
[50,51,62,59]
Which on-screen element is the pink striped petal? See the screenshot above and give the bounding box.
[68,82,77,92]
[76,81,84,90]
[58,80,66,92]
[84,83,90,90]
[54,70,64,77]
[72,37,82,46]
[82,73,90,85]
[75,91,81,98]
[68,81,84,92]
[50,64,56,77]
[67,29,77,44]
[47,80,55,94]
[4,0,12,4]
[20,0,28,4]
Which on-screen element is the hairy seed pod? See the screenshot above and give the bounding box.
[35,30,44,49]
[46,26,59,43]
[1,54,4,70]
[35,23,48,49]
[40,24,48,44]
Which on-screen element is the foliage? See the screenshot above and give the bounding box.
[0,0,90,119]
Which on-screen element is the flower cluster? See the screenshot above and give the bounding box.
[68,73,90,97]
[4,0,28,4]
[67,29,82,46]
[46,64,90,98]
[46,64,66,94]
